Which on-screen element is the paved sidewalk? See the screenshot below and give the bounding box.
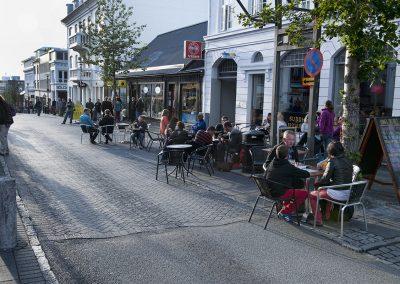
[0,211,46,283]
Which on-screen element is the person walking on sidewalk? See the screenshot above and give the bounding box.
[0,96,14,155]
[62,99,74,124]
[80,108,99,144]
[114,97,123,123]
[34,100,42,116]
[318,100,335,153]
[85,98,95,119]
[101,97,113,115]
[94,98,102,121]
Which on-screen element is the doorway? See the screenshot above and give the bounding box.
[218,59,237,122]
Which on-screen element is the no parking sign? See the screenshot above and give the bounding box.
[304,48,323,77]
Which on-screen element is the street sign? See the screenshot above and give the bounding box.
[301,77,314,87]
[304,48,323,77]
[184,41,202,59]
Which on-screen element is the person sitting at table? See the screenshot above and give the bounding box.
[131,115,148,148]
[98,109,115,144]
[80,108,99,144]
[165,116,178,137]
[190,126,216,154]
[191,114,207,134]
[264,145,310,221]
[308,141,353,226]
[215,121,242,164]
[264,130,299,168]
[166,121,189,145]
[215,116,229,135]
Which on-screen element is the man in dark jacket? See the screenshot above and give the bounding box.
[264,145,310,219]
[0,96,14,155]
[94,99,102,121]
[62,99,74,124]
[264,130,299,168]
[98,109,115,144]
[34,100,42,116]
[85,98,95,119]
[101,97,113,114]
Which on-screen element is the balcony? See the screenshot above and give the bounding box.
[69,32,88,53]
[69,68,92,82]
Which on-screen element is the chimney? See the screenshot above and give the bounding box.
[67,4,73,14]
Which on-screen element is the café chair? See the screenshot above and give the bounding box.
[249,175,301,229]
[249,146,267,177]
[313,179,368,237]
[146,131,165,152]
[295,145,309,163]
[188,144,214,176]
[80,124,92,144]
[156,150,187,184]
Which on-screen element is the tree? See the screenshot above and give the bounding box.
[83,0,146,98]
[239,0,400,153]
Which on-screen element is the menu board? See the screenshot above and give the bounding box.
[359,117,400,203]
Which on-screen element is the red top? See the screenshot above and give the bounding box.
[160,116,169,135]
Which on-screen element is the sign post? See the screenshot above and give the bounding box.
[359,117,400,203]
[304,48,323,157]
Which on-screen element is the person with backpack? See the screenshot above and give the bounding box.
[62,99,74,124]
[0,96,14,155]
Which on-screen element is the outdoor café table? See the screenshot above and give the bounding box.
[298,164,324,216]
[166,144,193,181]
[116,123,130,143]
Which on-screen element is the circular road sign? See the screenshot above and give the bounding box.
[304,48,323,77]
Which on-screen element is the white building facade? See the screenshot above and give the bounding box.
[204,0,400,129]
[21,57,35,101]
[61,0,103,104]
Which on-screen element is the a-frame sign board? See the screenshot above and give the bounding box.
[359,117,400,203]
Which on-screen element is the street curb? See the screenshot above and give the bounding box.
[2,156,59,284]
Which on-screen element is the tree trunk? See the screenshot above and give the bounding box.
[341,51,360,153]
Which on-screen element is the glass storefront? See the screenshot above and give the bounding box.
[333,48,396,130]
[140,83,164,119]
[180,82,201,124]
[251,74,265,126]
[279,49,310,128]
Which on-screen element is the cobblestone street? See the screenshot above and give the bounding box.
[5,114,400,283]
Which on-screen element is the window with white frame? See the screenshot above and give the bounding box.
[221,0,233,31]
[250,0,268,14]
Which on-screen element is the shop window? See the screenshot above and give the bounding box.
[140,83,164,119]
[181,83,201,124]
[251,74,265,126]
[333,48,396,130]
[278,49,310,128]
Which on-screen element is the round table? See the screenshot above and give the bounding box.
[166,144,193,150]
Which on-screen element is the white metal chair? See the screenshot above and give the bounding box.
[313,179,368,237]
[80,124,91,144]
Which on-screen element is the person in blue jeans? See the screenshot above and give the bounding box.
[62,99,74,124]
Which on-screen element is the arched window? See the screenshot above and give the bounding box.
[253,52,263,63]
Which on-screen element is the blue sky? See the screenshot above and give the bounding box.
[0,0,208,77]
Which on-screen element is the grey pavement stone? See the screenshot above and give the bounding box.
[368,249,381,256]
[380,247,391,253]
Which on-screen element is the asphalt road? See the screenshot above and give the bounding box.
[7,114,400,283]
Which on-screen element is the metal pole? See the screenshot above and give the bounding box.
[270,0,282,146]
[306,12,322,160]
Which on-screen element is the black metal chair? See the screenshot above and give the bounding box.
[188,144,214,176]
[99,124,115,144]
[156,150,187,184]
[249,146,267,177]
[146,131,164,152]
[249,175,301,229]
